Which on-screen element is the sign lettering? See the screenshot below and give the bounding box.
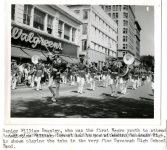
[11,26,63,50]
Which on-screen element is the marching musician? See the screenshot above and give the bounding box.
[34,59,44,91]
[121,73,129,95]
[89,62,97,91]
[69,64,77,86]
[77,58,87,94]
[108,63,117,96]
[47,53,64,102]
[102,62,109,88]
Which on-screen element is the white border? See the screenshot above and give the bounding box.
[5,0,162,126]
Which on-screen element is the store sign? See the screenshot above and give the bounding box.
[11,25,63,50]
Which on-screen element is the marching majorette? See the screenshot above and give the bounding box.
[132,74,138,90]
[121,74,129,95]
[77,58,87,94]
[34,59,44,91]
[102,63,109,88]
[47,53,65,102]
[89,62,97,91]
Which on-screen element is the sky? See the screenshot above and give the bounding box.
[135,6,154,56]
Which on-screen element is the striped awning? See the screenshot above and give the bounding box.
[22,48,47,60]
[11,47,30,58]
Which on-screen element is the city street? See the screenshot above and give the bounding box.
[11,81,154,118]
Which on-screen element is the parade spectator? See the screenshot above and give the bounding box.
[11,60,19,90]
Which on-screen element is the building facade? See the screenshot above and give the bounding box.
[101,5,141,63]
[11,4,82,63]
[134,21,141,65]
[68,5,117,68]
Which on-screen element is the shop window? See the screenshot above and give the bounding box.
[33,8,45,30]
[23,5,32,25]
[72,28,76,42]
[64,24,71,40]
[47,15,53,34]
[82,24,87,35]
[83,10,88,19]
[58,20,63,38]
[82,40,87,50]
[11,4,15,20]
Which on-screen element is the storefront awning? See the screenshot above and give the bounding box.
[11,47,30,59]
[22,48,47,60]
[60,55,74,64]
[70,57,79,64]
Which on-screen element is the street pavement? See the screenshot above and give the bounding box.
[11,81,154,118]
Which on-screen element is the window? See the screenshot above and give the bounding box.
[115,6,118,11]
[72,28,76,42]
[82,24,87,35]
[47,15,53,34]
[123,43,128,49]
[112,13,115,19]
[64,24,71,40]
[11,4,15,20]
[23,5,32,25]
[82,40,87,50]
[116,13,118,18]
[33,8,45,30]
[123,5,128,10]
[123,20,128,26]
[83,10,88,19]
[91,42,95,49]
[74,10,80,14]
[119,5,122,11]
[58,20,63,38]
[123,36,128,42]
[106,6,111,11]
[95,44,98,51]
[115,20,118,25]
[123,28,128,34]
[123,12,128,19]
[96,15,99,24]
[113,5,116,11]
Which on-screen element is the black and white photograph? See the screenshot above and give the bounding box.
[10,4,155,119]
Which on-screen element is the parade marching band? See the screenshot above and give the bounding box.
[11,53,154,103]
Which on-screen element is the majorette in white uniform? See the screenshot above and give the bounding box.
[77,58,87,94]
